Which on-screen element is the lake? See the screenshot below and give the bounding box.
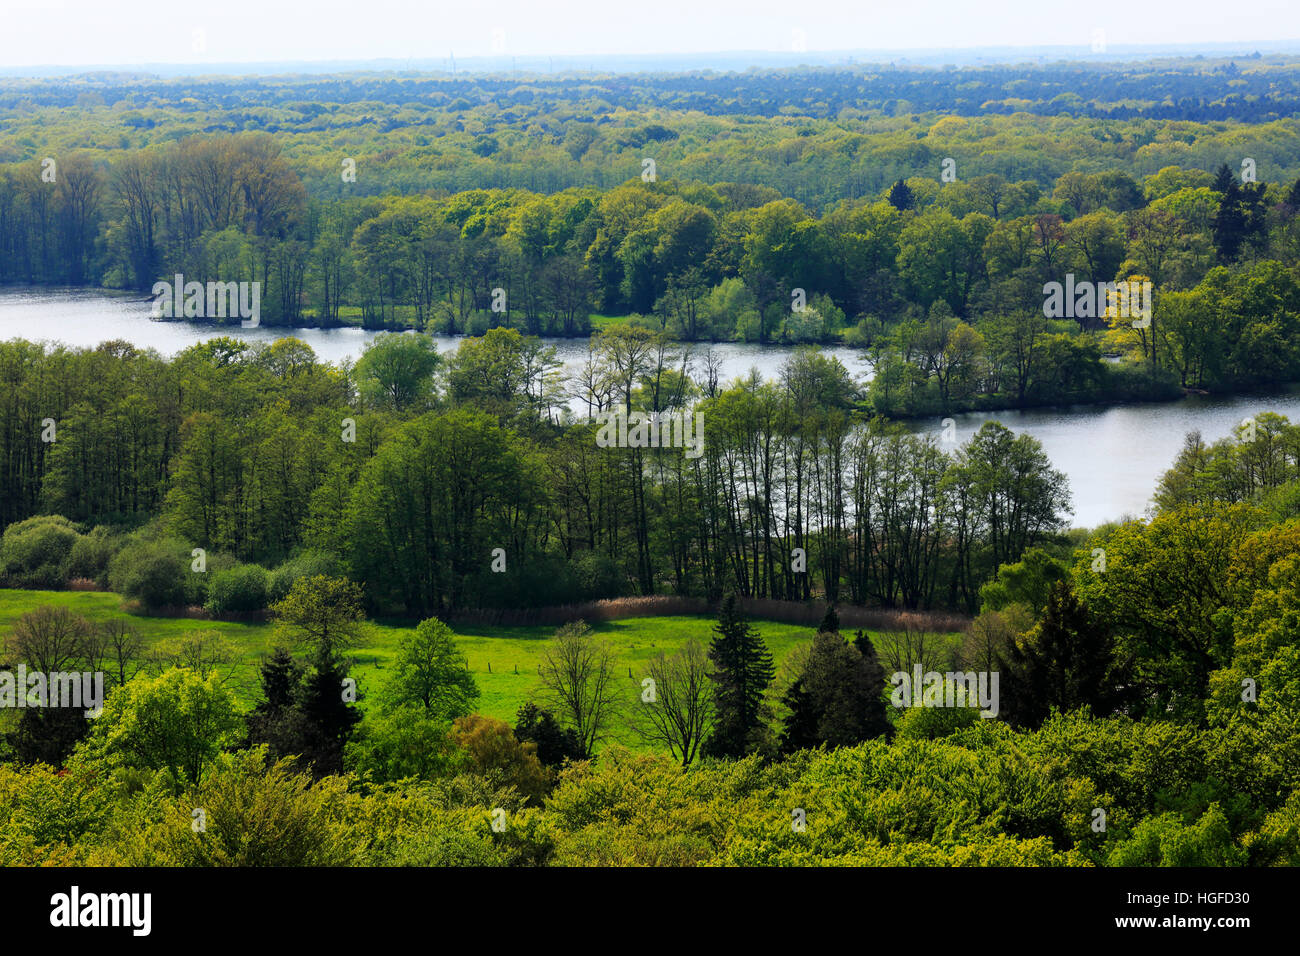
[4,287,1299,529]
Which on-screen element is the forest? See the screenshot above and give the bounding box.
[0,332,1072,615]
[6,60,1300,416]
[2,415,1300,867]
[3,56,1300,870]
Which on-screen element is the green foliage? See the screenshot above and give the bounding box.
[355,332,441,412]
[997,580,1130,728]
[1107,804,1247,866]
[979,547,1068,615]
[107,536,195,610]
[781,629,891,752]
[0,516,80,588]
[82,669,242,788]
[344,705,465,785]
[97,749,359,866]
[704,596,776,759]
[267,550,344,603]
[381,617,479,721]
[204,563,270,615]
[1074,503,1259,719]
[451,714,552,805]
[270,574,366,662]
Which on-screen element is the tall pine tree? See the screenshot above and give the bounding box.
[704,595,775,759]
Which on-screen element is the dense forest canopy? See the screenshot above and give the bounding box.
[5,60,1300,204]
[4,56,1300,873]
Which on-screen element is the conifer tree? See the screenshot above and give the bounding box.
[781,628,891,753]
[997,580,1129,729]
[703,594,775,758]
[888,178,915,211]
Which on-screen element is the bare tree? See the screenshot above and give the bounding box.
[3,606,93,673]
[696,347,724,399]
[958,606,1033,673]
[147,630,239,685]
[875,614,948,674]
[571,339,615,420]
[88,619,144,688]
[632,639,714,766]
[538,620,618,757]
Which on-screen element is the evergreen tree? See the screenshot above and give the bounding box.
[997,580,1129,729]
[778,677,819,753]
[1241,181,1270,255]
[1285,178,1300,212]
[853,630,891,739]
[246,642,362,777]
[819,605,840,635]
[514,702,586,766]
[781,630,891,753]
[256,646,304,716]
[1213,179,1246,263]
[703,594,775,759]
[5,707,89,767]
[1212,162,1236,194]
[295,649,363,777]
[246,646,312,764]
[888,179,915,212]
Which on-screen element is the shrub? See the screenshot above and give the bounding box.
[267,550,343,603]
[451,715,552,804]
[344,705,466,784]
[97,749,358,866]
[107,537,193,609]
[0,515,80,588]
[65,525,124,585]
[205,563,270,615]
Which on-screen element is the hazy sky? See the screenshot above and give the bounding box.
[1,0,1297,66]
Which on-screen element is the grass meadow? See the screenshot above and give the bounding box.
[0,589,963,748]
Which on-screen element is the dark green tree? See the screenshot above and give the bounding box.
[778,677,819,753]
[1211,163,1236,194]
[514,702,586,766]
[703,594,775,758]
[781,630,891,753]
[888,179,915,212]
[246,646,313,764]
[1213,179,1247,263]
[997,579,1130,729]
[294,650,363,777]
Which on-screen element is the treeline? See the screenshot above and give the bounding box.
[6,128,1300,390]
[0,329,1071,615]
[7,59,1300,130]
[5,65,1300,214]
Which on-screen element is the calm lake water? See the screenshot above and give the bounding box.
[4,287,1300,529]
[0,287,860,386]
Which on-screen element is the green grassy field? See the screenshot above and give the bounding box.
[0,589,960,746]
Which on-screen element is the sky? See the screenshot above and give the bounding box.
[0,0,1297,67]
